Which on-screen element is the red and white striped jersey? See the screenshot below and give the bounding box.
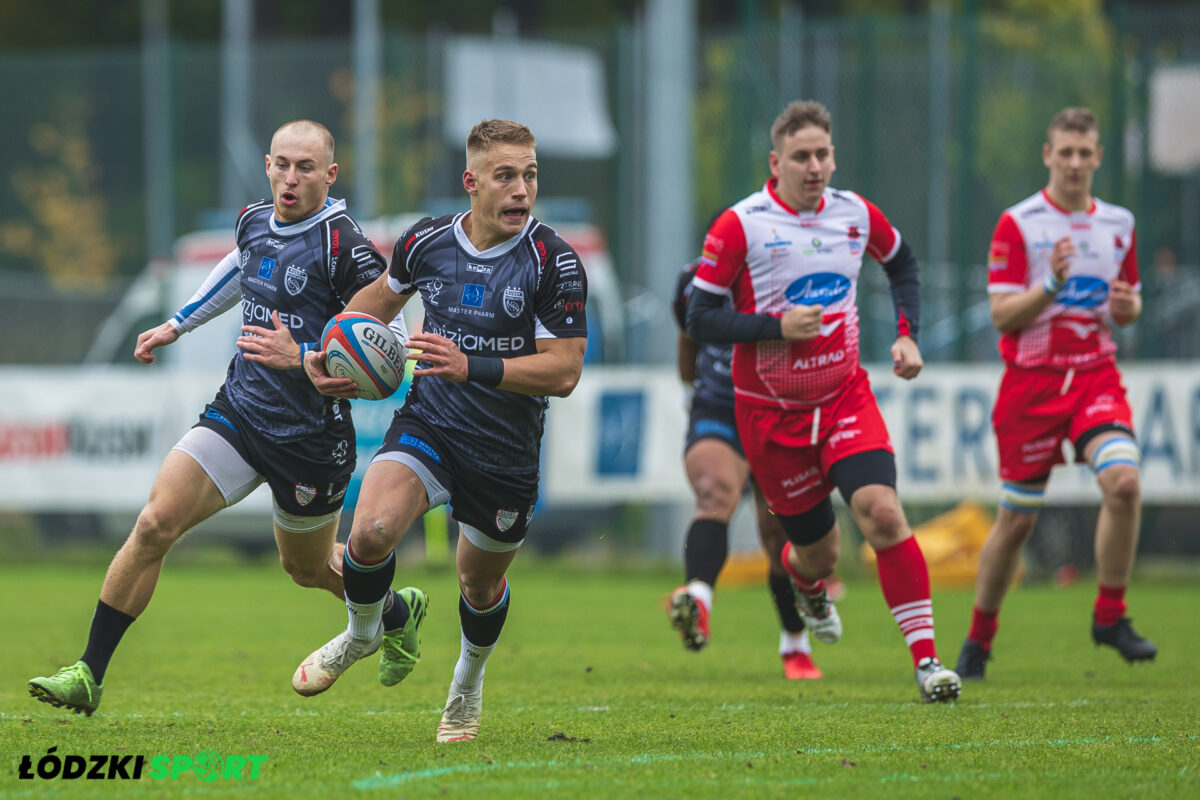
[693,180,903,408]
[987,189,1138,370]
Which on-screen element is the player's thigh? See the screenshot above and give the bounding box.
[142,448,229,535]
[352,459,431,545]
[274,516,339,573]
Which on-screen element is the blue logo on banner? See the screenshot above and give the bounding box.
[597,391,644,476]
[258,257,276,279]
[785,272,851,306]
[461,284,486,307]
[1054,276,1109,307]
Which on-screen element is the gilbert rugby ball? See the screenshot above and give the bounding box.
[321,312,407,400]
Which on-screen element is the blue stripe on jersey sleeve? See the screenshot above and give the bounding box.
[173,266,240,326]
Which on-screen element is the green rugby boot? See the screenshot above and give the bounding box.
[379,587,429,687]
[29,661,103,716]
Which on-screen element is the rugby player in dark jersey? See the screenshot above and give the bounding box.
[28,120,418,717]
[293,119,588,743]
[667,260,825,680]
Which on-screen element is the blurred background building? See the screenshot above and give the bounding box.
[1,0,1197,576]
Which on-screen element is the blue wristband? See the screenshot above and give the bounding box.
[1042,273,1064,296]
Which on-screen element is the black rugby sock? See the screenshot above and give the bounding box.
[683,518,729,586]
[80,600,135,684]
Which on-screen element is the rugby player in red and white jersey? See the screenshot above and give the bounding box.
[956,107,1155,680]
[686,100,961,703]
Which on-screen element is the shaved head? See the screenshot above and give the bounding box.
[270,119,335,167]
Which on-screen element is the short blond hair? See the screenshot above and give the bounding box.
[466,119,537,160]
[771,101,832,150]
[1047,107,1098,142]
[271,119,335,165]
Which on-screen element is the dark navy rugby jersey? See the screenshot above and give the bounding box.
[211,198,386,440]
[673,262,735,408]
[389,213,588,472]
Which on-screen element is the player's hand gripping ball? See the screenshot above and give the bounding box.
[320,312,407,400]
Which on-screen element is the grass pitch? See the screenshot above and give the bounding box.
[1,557,1197,798]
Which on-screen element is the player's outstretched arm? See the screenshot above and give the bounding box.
[133,322,181,364]
[238,310,302,369]
[407,332,585,398]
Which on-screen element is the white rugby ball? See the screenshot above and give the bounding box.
[321,312,407,401]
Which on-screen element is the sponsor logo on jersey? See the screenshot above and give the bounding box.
[466,263,493,274]
[555,279,583,294]
[425,278,444,307]
[258,257,276,280]
[744,203,770,214]
[1114,235,1124,251]
[503,286,525,318]
[781,466,819,489]
[398,432,441,463]
[241,299,303,329]
[556,252,579,276]
[536,239,548,266]
[1055,276,1109,307]
[404,225,435,253]
[331,439,349,465]
[350,244,378,269]
[461,284,487,308]
[285,264,308,296]
[803,237,834,255]
[331,228,340,258]
[427,322,526,354]
[294,484,316,506]
[265,238,285,249]
[495,508,519,532]
[792,349,846,370]
[847,225,861,239]
[764,229,792,248]
[240,250,251,268]
[785,272,851,306]
[328,482,347,503]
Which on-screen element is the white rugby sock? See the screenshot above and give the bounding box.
[452,631,494,690]
[346,595,385,642]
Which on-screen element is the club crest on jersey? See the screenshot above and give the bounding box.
[503,286,525,318]
[285,264,308,295]
[495,507,519,532]
[295,483,316,506]
[785,273,851,307]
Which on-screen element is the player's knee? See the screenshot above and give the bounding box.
[1101,465,1140,510]
[348,516,397,562]
[692,476,739,519]
[130,506,184,555]
[281,558,327,589]
[854,491,906,539]
[458,573,503,608]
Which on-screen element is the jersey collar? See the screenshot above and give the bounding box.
[1040,188,1096,215]
[766,178,825,216]
[269,197,345,236]
[453,212,534,258]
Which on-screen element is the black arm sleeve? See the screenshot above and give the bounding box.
[685,284,783,343]
[881,239,920,341]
